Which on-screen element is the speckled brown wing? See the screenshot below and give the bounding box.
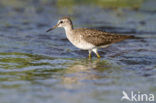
[75,28,134,46]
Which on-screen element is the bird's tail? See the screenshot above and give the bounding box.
[127,35,142,39]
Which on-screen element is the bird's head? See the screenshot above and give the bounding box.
[46,16,73,32]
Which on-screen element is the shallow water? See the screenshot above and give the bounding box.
[0,0,156,103]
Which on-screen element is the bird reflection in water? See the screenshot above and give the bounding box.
[61,59,112,89]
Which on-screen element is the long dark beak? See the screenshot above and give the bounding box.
[46,24,58,32]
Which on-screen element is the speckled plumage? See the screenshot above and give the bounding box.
[73,28,134,47]
[47,17,135,58]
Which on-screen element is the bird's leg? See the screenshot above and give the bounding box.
[92,48,101,58]
[96,52,101,58]
[88,50,92,59]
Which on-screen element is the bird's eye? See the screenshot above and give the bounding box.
[60,21,63,23]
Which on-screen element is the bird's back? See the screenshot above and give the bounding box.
[73,28,135,47]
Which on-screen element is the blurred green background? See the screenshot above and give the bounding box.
[0,0,154,10]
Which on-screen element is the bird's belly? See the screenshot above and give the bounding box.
[72,40,95,50]
[67,35,94,50]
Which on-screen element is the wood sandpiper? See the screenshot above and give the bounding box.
[47,17,136,59]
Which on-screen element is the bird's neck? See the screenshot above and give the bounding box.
[64,25,75,42]
[64,25,73,34]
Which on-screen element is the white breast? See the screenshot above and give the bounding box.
[66,32,95,50]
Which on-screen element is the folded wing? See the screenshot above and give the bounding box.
[76,28,134,46]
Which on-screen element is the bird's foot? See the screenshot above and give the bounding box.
[88,54,92,60]
[96,53,101,58]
